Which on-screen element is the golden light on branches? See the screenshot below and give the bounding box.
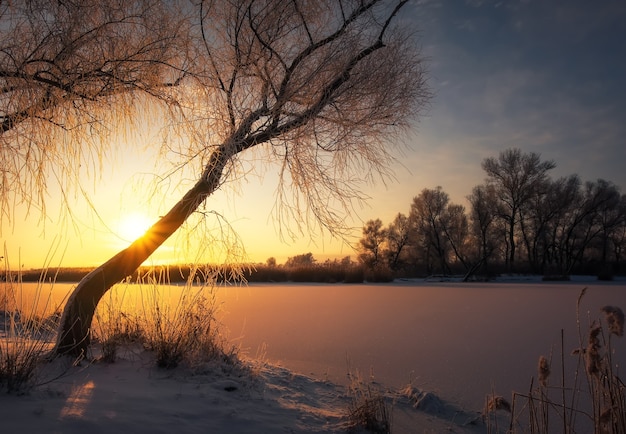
[0,0,431,355]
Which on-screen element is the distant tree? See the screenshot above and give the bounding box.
[442,203,469,270]
[608,195,626,269]
[594,184,624,268]
[340,256,353,267]
[520,176,580,274]
[481,148,556,272]
[409,187,467,275]
[544,178,621,275]
[358,219,388,268]
[537,175,581,274]
[410,188,446,274]
[571,180,621,272]
[467,184,500,273]
[0,0,429,356]
[384,212,411,271]
[266,257,277,268]
[285,252,316,268]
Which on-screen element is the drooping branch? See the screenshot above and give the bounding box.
[0,0,191,229]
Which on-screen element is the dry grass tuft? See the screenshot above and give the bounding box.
[345,368,391,434]
[1,275,62,393]
[90,265,240,370]
[93,307,144,363]
[129,270,238,370]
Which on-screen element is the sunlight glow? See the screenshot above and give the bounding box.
[116,213,153,242]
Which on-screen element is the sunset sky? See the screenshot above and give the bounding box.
[3,0,626,270]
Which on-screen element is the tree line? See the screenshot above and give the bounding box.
[357,148,626,279]
[6,253,367,284]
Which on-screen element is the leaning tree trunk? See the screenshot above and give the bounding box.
[54,152,226,357]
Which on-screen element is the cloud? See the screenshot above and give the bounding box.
[414,0,625,183]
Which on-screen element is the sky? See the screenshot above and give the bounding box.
[3,0,626,269]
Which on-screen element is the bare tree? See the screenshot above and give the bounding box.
[564,179,621,273]
[358,218,388,269]
[467,184,500,274]
[0,0,428,356]
[481,148,556,272]
[409,187,455,275]
[442,202,469,270]
[384,212,411,271]
[608,195,626,269]
[521,176,580,274]
[594,183,623,268]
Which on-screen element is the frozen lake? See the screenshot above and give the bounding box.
[9,278,626,412]
[217,279,626,411]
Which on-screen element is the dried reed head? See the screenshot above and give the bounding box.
[484,395,511,413]
[585,321,602,375]
[538,355,550,388]
[601,305,624,337]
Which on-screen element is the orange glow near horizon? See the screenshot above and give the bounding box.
[1,160,358,270]
[1,129,473,271]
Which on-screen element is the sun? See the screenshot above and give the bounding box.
[117,212,152,241]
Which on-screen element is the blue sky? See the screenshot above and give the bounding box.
[384,0,626,210]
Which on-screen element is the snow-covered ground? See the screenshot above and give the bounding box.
[2,278,625,433]
[0,343,487,433]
